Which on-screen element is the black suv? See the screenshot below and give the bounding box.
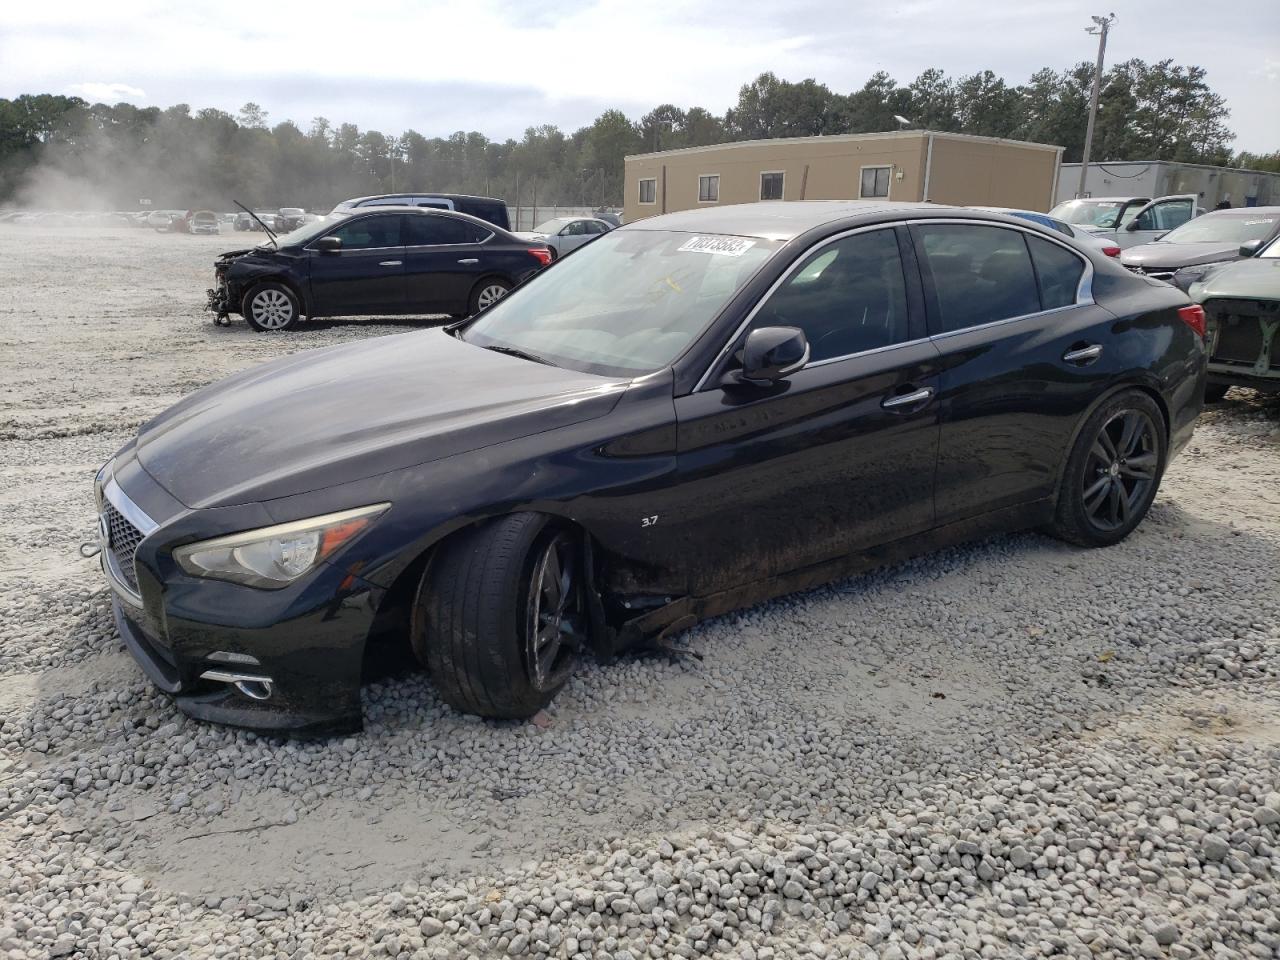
[331,193,510,230]
[208,207,551,331]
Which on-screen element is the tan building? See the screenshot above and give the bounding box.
[623,131,1063,223]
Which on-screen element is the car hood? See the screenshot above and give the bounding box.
[135,330,627,509]
[1121,241,1242,270]
[1190,257,1280,303]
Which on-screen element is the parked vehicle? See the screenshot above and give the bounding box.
[1121,207,1280,286]
[276,207,307,232]
[515,216,613,258]
[593,210,623,228]
[233,212,255,232]
[98,201,1205,734]
[207,206,552,330]
[331,193,510,231]
[1188,233,1280,401]
[147,211,177,231]
[189,210,220,235]
[973,207,1121,257]
[1049,195,1203,250]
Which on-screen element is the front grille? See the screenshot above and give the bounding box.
[1126,264,1174,280]
[104,501,144,593]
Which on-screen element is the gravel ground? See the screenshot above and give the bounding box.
[1,225,1279,960]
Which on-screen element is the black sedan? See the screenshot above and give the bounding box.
[95,201,1206,735]
[207,207,552,331]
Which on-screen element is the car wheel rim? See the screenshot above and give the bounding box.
[251,289,293,329]
[477,284,508,310]
[525,532,581,692]
[1083,409,1157,532]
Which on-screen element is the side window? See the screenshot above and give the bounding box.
[913,224,1041,333]
[751,229,909,363]
[1134,199,1194,232]
[404,216,488,245]
[327,215,402,249]
[1027,235,1084,311]
[564,221,588,236]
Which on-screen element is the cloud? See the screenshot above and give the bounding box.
[66,81,146,102]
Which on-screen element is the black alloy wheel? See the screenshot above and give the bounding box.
[1047,389,1166,548]
[1082,409,1159,532]
[525,530,583,693]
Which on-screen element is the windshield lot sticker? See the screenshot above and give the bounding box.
[678,236,756,256]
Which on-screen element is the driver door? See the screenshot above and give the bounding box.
[670,226,940,596]
[307,213,406,315]
[1117,195,1198,249]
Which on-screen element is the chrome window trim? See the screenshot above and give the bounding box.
[692,218,1096,393]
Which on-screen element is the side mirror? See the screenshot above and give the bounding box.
[1239,238,1263,258]
[1125,221,1141,232]
[734,326,809,385]
[314,236,342,253]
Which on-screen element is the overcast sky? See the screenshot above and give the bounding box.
[2,1,1277,154]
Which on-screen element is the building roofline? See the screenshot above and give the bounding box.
[625,130,1062,162]
[1059,159,1280,177]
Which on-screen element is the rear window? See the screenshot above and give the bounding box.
[913,223,1042,333]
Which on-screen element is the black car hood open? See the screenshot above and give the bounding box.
[1121,241,1243,270]
[135,330,628,509]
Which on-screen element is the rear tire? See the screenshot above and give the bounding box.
[469,278,512,316]
[243,281,301,331]
[1047,390,1166,548]
[1203,383,1230,404]
[412,514,583,719]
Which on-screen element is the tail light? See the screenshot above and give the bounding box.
[528,247,552,266]
[1177,304,1206,338]
[1101,245,1121,258]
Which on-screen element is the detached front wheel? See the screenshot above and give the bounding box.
[243,282,301,331]
[413,514,584,718]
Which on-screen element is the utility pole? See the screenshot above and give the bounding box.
[1077,13,1115,199]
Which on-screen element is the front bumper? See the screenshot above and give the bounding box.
[1205,299,1280,391]
[98,460,387,736]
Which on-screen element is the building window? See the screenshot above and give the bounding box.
[638,178,657,205]
[760,171,784,201]
[860,165,892,199]
[698,174,719,203]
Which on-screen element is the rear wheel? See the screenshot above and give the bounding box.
[1048,390,1166,547]
[243,282,301,331]
[469,278,512,316]
[413,514,583,718]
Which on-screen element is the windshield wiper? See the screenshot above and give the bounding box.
[482,344,555,366]
[234,199,279,248]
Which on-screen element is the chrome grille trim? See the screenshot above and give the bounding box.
[101,476,157,603]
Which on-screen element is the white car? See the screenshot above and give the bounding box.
[973,207,1122,258]
[514,217,612,259]
[1048,195,1203,250]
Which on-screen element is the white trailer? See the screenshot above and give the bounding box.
[1056,161,1280,210]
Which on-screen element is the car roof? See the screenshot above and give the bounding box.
[1199,206,1280,216]
[622,200,990,241]
[346,192,504,205]
[337,205,505,232]
[1054,196,1146,203]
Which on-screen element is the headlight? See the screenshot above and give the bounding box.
[174,503,389,589]
[94,460,113,511]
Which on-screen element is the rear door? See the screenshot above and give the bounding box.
[910,220,1115,524]
[402,214,495,314]
[306,213,405,315]
[671,225,941,595]
[1117,194,1199,249]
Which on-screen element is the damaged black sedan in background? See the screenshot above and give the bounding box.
[101,201,1204,735]
[208,206,552,330]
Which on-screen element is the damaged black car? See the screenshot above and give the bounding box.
[208,206,552,330]
[100,202,1205,735]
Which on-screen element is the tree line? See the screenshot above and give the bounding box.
[1,58,1270,213]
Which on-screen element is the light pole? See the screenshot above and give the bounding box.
[1077,13,1115,199]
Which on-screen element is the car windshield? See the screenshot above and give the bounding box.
[272,213,350,247]
[1049,199,1127,228]
[1158,212,1279,244]
[1259,236,1280,259]
[460,229,780,377]
[532,219,570,234]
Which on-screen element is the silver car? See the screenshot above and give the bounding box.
[514,217,612,259]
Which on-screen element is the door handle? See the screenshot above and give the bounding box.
[379,260,402,267]
[1062,344,1103,364]
[881,386,934,410]
[457,258,479,264]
